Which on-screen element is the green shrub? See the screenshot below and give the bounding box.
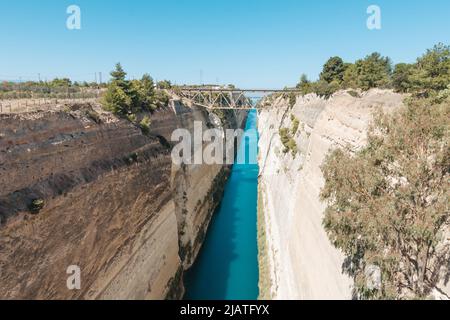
[354,52,392,90]
[435,84,450,103]
[157,80,172,89]
[409,43,450,93]
[320,56,346,84]
[155,90,170,108]
[288,93,297,108]
[279,127,298,156]
[29,199,45,214]
[127,113,137,123]
[347,90,361,98]
[286,138,298,156]
[392,63,414,93]
[279,128,290,145]
[311,80,340,98]
[296,74,313,95]
[140,116,152,135]
[291,115,300,135]
[320,98,450,299]
[102,64,169,119]
[295,45,450,96]
[102,82,132,115]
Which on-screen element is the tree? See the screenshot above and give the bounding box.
[139,116,152,135]
[50,78,72,87]
[311,80,340,98]
[410,43,450,93]
[392,63,413,93]
[320,56,346,84]
[140,74,156,111]
[342,63,358,89]
[321,99,450,299]
[154,90,170,108]
[110,63,127,83]
[355,53,392,90]
[102,82,132,115]
[102,63,169,117]
[128,79,144,112]
[296,74,313,95]
[157,80,172,89]
[103,64,131,115]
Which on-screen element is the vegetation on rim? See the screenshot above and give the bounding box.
[320,95,449,299]
[296,43,450,99]
[102,63,171,133]
[276,43,450,300]
[0,77,103,100]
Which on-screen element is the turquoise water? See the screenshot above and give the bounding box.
[184,109,260,300]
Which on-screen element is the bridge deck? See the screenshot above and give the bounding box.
[174,87,301,110]
[177,88,301,93]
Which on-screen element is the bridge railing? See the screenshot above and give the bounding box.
[172,87,303,110]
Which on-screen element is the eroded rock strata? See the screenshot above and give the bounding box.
[257,89,405,299]
[0,102,246,299]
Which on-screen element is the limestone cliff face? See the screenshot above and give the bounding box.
[257,89,404,300]
[169,102,247,270]
[0,102,246,299]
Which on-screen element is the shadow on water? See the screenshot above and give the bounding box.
[184,110,259,300]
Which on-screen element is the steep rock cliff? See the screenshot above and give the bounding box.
[0,102,246,299]
[257,89,404,299]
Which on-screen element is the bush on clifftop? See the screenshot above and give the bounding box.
[320,97,450,299]
[296,43,450,98]
[103,63,169,123]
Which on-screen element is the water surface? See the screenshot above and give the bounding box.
[184,109,259,300]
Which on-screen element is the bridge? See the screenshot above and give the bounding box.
[173,87,302,110]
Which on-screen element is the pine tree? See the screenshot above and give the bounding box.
[110,63,127,83]
[141,74,156,110]
[355,53,392,90]
[392,63,413,93]
[320,57,346,84]
[103,63,132,115]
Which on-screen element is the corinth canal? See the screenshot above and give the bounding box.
[184,109,260,300]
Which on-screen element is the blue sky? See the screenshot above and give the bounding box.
[1,0,449,87]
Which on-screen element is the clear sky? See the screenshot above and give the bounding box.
[1,0,449,87]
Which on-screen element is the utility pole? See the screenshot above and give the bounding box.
[94,72,97,84]
[38,73,41,82]
[99,72,102,85]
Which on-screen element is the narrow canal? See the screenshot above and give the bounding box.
[184,109,260,300]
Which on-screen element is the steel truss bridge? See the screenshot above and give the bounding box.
[173,87,302,110]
